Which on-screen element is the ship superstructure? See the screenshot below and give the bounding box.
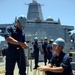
[0,0,75,58]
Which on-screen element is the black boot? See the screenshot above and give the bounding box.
[45,63,46,65]
[33,65,39,69]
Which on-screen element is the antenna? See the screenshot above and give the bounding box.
[25,3,29,5]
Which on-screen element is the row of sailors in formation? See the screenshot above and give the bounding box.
[33,37,54,69]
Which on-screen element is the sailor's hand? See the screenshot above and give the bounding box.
[37,66,50,71]
[23,42,29,48]
[18,42,28,49]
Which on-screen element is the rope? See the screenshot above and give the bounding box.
[26,67,29,75]
[33,69,37,75]
[26,47,32,75]
[28,47,32,71]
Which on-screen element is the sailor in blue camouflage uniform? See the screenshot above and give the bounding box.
[38,38,73,75]
[33,37,39,69]
[4,15,28,75]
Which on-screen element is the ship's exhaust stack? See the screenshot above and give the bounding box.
[27,0,43,20]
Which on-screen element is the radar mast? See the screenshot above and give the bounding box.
[27,0,43,20]
[33,0,36,2]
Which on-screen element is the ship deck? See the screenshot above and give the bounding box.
[0,57,75,75]
[0,57,46,75]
